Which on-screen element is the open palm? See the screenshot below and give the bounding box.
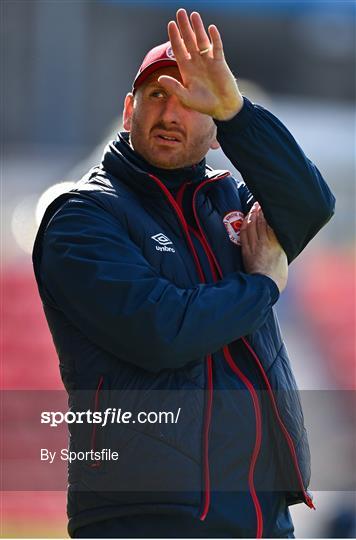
[158,9,244,121]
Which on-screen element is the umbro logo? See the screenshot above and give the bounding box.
[151,233,173,246]
[151,233,176,253]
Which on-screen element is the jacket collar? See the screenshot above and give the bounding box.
[101,132,207,198]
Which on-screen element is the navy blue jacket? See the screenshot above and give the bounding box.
[33,98,335,538]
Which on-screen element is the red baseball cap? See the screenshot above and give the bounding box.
[132,41,178,93]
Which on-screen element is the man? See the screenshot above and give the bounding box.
[33,9,335,539]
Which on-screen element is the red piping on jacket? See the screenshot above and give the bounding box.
[223,345,264,538]
[148,173,213,521]
[175,182,219,282]
[192,175,314,513]
[175,181,217,519]
[188,227,219,282]
[199,354,213,521]
[149,174,205,282]
[175,181,188,210]
[241,337,315,510]
[90,375,104,468]
[192,175,230,278]
[192,175,264,537]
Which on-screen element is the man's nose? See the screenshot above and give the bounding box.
[161,94,183,124]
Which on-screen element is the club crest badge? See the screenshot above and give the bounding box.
[223,211,245,246]
[166,46,175,59]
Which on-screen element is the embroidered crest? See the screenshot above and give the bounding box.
[223,211,244,246]
[166,46,175,59]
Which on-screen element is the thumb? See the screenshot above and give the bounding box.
[158,75,189,104]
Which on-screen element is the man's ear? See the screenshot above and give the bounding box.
[209,124,220,150]
[210,138,220,150]
[123,92,134,131]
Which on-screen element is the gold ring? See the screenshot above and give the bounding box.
[199,47,210,55]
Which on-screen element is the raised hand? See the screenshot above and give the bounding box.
[158,8,244,121]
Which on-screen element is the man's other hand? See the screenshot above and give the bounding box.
[240,203,288,293]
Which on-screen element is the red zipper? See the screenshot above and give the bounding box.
[148,174,205,282]
[192,176,314,514]
[148,171,312,529]
[223,346,264,538]
[90,375,104,468]
[176,181,219,282]
[175,182,218,519]
[192,175,264,537]
[191,174,230,276]
[188,226,219,282]
[147,173,212,519]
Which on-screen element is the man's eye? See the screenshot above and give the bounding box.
[150,90,165,98]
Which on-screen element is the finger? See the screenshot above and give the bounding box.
[256,207,267,242]
[245,208,258,251]
[247,202,259,226]
[239,228,251,258]
[176,8,198,54]
[259,207,270,239]
[240,215,249,237]
[256,205,275,242]
[249,201,260,214]
[157,75,189,104]
[208,24,224,60]
[190,12,211,53]
[168,21,189,62]
[243,201,258,221]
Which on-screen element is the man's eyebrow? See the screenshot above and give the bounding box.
[145,81,165,90]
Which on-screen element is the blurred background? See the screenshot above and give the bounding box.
[1,0,355,537]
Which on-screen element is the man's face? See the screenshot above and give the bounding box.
[123,66,219,169]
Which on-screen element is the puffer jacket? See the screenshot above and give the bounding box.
[32,97,335,538]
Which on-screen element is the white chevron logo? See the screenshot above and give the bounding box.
[151,233,173,246]
[151,233,175,253]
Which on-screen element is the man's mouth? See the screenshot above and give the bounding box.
[158,135,179,142]
[153,130,184,145]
